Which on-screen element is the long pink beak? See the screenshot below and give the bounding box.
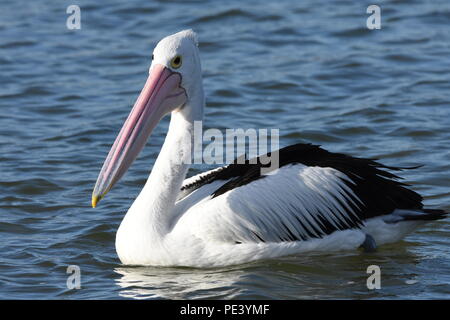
[92,64,187,208]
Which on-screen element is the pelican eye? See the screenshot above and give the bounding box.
[170,55,182,69]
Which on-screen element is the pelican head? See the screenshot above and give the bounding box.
[92,29,202,208]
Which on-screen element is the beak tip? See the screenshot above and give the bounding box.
[92,195,99,208]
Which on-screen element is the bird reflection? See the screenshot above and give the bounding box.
[114,265,246,299]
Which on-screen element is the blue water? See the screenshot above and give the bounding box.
[0,0,449,299]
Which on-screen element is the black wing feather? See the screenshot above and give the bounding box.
[183,143,424,221]
[180,143,446,242]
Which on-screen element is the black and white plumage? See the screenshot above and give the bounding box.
[92,30,447,267]
[176,143,445,245]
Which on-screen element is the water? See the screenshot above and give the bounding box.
[1,0,449,299]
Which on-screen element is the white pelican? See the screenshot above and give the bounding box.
[92,30,447,267]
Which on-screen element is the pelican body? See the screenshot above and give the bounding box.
[92,30,447,267]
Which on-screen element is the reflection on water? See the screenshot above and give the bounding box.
[115,266,244,299]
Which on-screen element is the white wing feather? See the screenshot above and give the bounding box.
[172,164,363,243]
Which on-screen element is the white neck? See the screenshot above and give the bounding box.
[121,85,204,240]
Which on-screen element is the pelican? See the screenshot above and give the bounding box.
[92,30,447,267]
